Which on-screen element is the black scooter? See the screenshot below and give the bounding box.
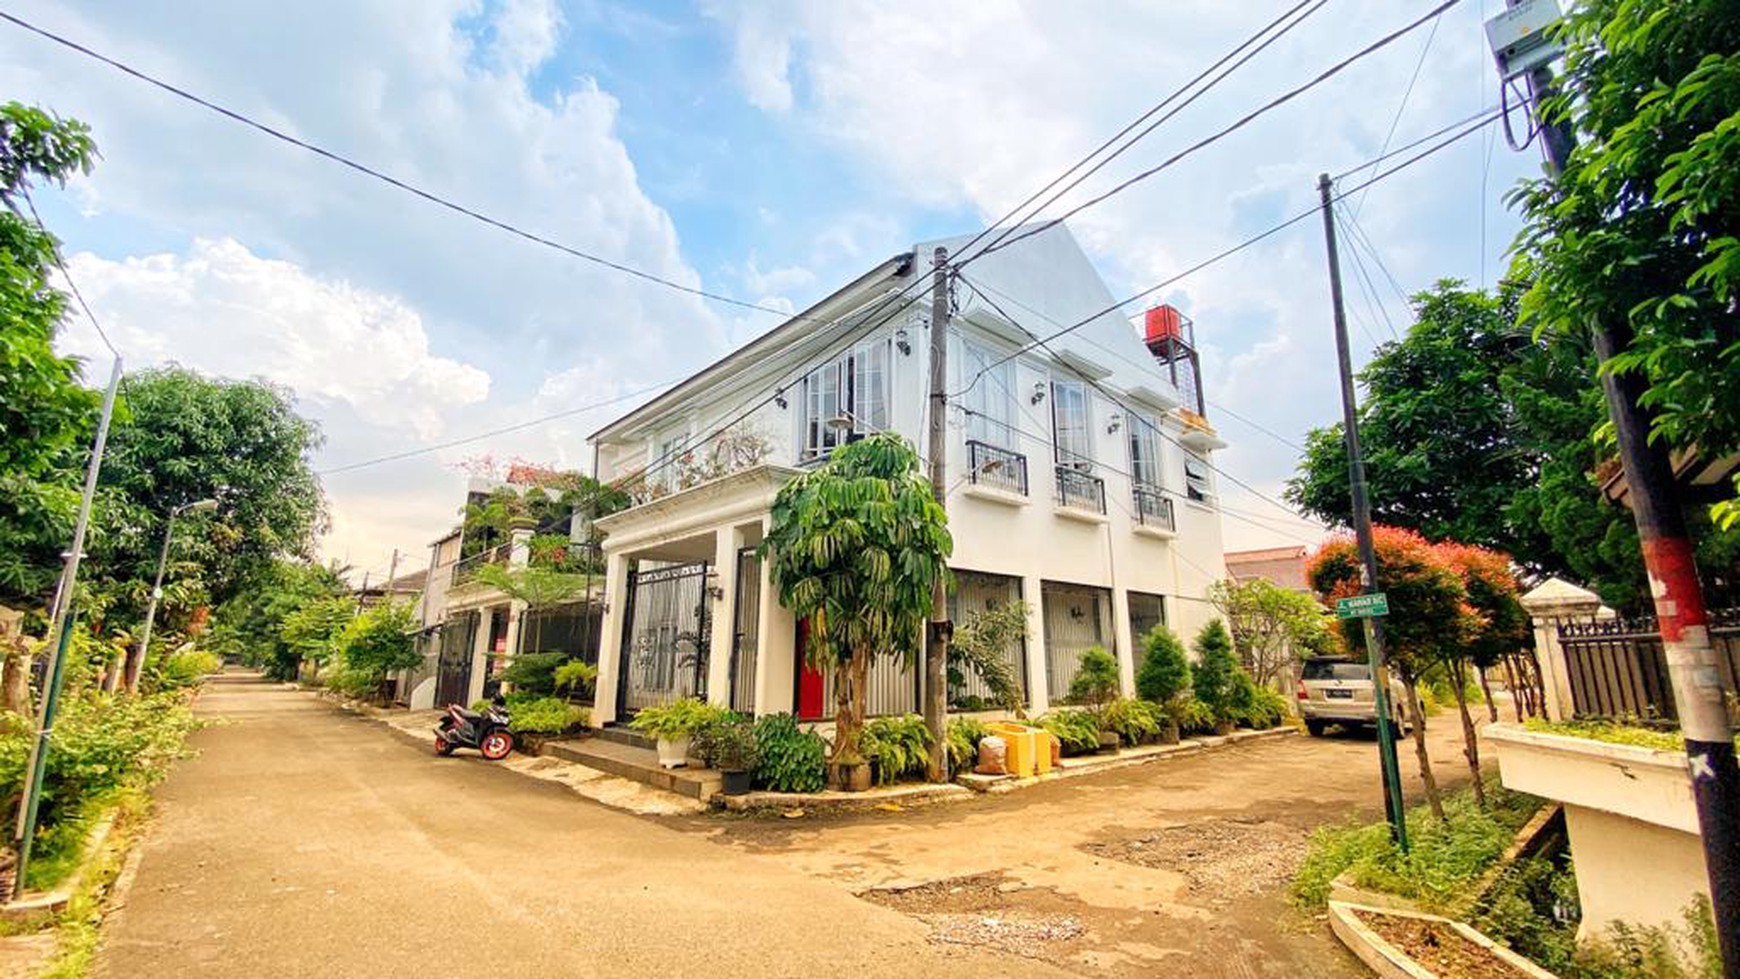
[434,695,515,760]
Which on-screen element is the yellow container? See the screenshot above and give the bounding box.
[986,722,1040,778]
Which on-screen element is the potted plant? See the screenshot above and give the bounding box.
[630,697,713,768]
[1067,647,1123,752]
[710,719,760,796]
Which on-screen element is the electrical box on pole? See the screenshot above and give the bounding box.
[1483,0,1564,81]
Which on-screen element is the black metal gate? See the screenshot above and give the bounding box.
[618,561,710,715]
[1559,611,1740,724]
[729,549,760,714]
[435,611,478,708]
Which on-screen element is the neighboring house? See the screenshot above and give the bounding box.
[1225,545,1310,592]
[587,223,1229,726]
[405,477,605,710]
[353,568,427,609]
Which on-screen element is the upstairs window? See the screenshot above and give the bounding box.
[1128,412,1162,488]
[1051,379,1091,470]
[1184,454,1214,502]
[801,340,889,461]
[963,340,1015,449]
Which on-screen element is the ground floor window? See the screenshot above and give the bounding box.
[1127,591,1167,673]
[947,570,1028,709]
[795,618,918,720]
[1041,581,1114,703]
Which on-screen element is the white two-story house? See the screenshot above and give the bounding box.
[587,223,1228,726]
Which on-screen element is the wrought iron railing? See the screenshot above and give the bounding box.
[451,543,510,586]
[1132,484,1175,531]
[1054,465,1106,514]
[967,440,1028,496]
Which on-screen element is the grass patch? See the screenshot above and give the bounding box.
[1523,718,1695,752]
[1291,781,1541,913]
[36,787,150,979]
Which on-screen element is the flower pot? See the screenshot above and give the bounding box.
[721,769,753,796]
[656,735,692,769]
[1160,722,1181,745]
[1097,731,1121,753]
[1213,719,1237,736]
[835,761,872,792]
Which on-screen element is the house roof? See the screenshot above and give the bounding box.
[1226,545,1308,563]
[589,251,914,444]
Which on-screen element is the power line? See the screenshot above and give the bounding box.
[1349,9,1444,219]
[959,107,1500,389]
[964,0,1328,260]
[0,10,828,323]
[1337,202,1411,308]
[1335,204,1398,343]
[21,189,122,361]
[976,0,1463,259]
[314,379,683,475]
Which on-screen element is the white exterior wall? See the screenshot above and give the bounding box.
[588,225,1229,721]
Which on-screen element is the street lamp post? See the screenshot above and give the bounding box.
[125,498,217,694]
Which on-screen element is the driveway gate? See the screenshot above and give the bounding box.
[618,561,710,715]
[434,611,478,707]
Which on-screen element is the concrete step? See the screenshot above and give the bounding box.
[593,725,656,751]
[545,737,722,801]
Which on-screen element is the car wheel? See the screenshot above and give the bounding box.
[1305,719,1327,737]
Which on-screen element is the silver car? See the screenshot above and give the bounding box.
[1296,657,1410,736]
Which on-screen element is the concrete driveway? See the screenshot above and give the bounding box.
[95,675,1074,978]
[684,709,1489,978]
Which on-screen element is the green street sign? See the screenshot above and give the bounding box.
[1336,593,1390,619]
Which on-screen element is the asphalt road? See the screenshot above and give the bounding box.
[96,675,1072,978]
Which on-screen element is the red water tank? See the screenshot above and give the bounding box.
[1144,304,1182,344]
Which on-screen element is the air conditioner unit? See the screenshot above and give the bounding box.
[1484,0,1564,81]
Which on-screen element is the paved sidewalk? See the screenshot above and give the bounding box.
[95,675,1073,978]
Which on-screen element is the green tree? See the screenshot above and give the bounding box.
[0,102,100,608]
[758,433,951,786]
[1135,625,1190,703]
[1066,646,1119,714]
[947,599,1027,712]
[90,367,326,631]
[1207,577,1333,689]
[1309,525,1476,820]
[207,559,348,678]
[1190,620,1241,727]
[1513,0,1740,526]
[278,596,354,679]
[329,601,420,700]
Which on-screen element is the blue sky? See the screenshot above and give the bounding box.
[1,0,1541,577]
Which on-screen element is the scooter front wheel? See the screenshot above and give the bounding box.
[479,730,514,761]
[434,737,456,756]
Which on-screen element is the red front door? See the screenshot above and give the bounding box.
[796,618,826,720]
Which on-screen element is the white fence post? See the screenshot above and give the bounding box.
[1519,577,1604,721]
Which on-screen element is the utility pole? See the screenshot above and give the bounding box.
[1492,3,1740,965]
[385,549,401,601]
[13,357,122,899]
[923,245,952,782]
[1316,175,1409,851]
[355,571,371,612]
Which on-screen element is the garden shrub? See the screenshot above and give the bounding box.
[507,696,590,735]
[1102,698,1162,746]
[497,651,567,697]
[1190,620,1240,722]
[946,717,988,772]
[751,713,826,793]
[629,697,726,741]
[1036,709,1101,755]
[860,714,932,785]
[1066,646,1119,711]
[553,660,598,697]
[1291,782,1542,912]
[1235,685,1289,729]
[1169,697,1216,735]
[157,648,222,690]
[1135,625,1190,702]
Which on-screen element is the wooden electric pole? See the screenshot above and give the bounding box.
[923,245,952,782]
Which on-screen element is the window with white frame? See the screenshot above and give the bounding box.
[652,430,688,491]
[1051,379,1091,469]
[1128,412,1162,488]
[800,340,889,461]
[1184,453,1214,502]
[963,339,1015,448]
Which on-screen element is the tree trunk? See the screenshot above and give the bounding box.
[1478,664,1499,723]
[1402,677,1445,822]
[1501,656,1524,721]
[829,649,868,789]
[0,608,31,719]
[1449,661,1487,808]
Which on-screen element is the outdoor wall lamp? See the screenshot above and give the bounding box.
[1069,605,1084,620]
[705,571,724,601]
[895,328,912,356]
[1106,413,1123,434]
[773,388,788,410]
[1030,381,1047,405]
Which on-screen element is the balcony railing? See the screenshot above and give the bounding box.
[452,542,511,586]
[967,440,1028,496]
[1054,465,1106,514]
[1133,484,1175,532]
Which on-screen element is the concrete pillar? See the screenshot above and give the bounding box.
[1519,577,1604,721]
[593,551,631,726]
[503,599,527,656]
[705,526,742,708]
[1110,587,1136,698]
[466,607,492,706]
[753,518,796,716]
[508,523,534,570]
[1023,575,1051,714]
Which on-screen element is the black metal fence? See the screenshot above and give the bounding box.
[1558,609,1740,724]
[1054,465,1106,514]
[1132,485,1174,531]
[967,440,1028,496]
